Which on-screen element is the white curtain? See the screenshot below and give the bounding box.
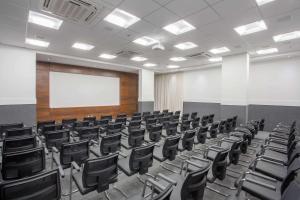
[154,72,184,112]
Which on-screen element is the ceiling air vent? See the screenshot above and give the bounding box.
[42,0,104,25]
[186,52,211,59]
[116,50,139,59]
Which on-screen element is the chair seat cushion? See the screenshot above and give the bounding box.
[72,172,96,195]
[254,160,287,181]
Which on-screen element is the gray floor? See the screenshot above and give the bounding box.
[53,130,269,200]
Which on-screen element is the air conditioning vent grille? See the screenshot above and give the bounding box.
[116,50,139,58]
[186,52,211,59]
[42,0,103,24]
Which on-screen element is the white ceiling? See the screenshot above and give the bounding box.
[0,0,300,73]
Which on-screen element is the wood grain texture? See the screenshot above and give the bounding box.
[36,62,138,122]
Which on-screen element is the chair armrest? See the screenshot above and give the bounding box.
[208,145,224,152]
[52,146,59,153]
[90,139,99,146]
[90,149,100,157]
[257,157,285,166]
[71,161,80,172]
[156,173,177,185]
[52,156,65,178]
[245,177,276,191]
[260,155,286,164]
[118,151,127,158]
[247,171,277,182]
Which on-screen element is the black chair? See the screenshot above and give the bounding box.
[208,114,215,124]
[153,135,181,162]
[225,118,233,133]
[2,135,37,153]
[218,137,243,165]
[0,122,24,136]
[95,119,109,132]
[121,128,145,149]
[0,169,61,200]
[181,114,189,122]
[5,127,33,138]
[99,133,122,156]
[178,130,196,152]
[118,144,155,176]
[191,117,200,129]
[70,153,119,200]
[190,112,197,120]
[128,120,142,132]
[83,116,96,124]
[153,111,160,116]
[167,112,174,116]
[101,115,113,121]
[74,121,90,129]
[142,112,151,119]
[146,118,157,131]
[218,120,226,134]
[259,118,265,131]
[1,147,45,180]
[162,110,169,114]
[76,126,99,141]
[200,116,209,126]
[131,116,142,121]
[105,122,123,135]
[37,120,55,132]
[209,122,219,138]
[41,124,63,135]
[195,126,208,144]
[171,114,180,122]
[148,124,163,142]
[175,111,181,116]
[160,116,171,128]
[232,116,238,129]
[44,129,70,151]
[165,121,179,136]
[115,117,127,126]
[117,113,127,118]
[180,120,191,132]
[62,118,77,130]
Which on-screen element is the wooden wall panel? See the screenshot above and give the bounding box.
[36,62,138,122]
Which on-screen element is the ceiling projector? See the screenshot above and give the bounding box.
[152,42,165,50]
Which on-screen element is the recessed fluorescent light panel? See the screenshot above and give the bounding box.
[163,20,196,35]
[99,53,117,59]
[143,63,157,67]
[167,65,180,69]
[72,42,94,51]
[25,38,49,47]
[131,56,147,62]
[104,8,140,28]
[133,36,158,46]
[209,47,230,54]
[209,57,222,62]
[170,57,187,62]
[256,48,278,55]
[234,20,267,36]
[256,0,276,6]
[28,11,63,30]
[174,42,198,50]
[273,31,300,42]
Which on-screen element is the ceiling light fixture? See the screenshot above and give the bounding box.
[104,8,140,28]
[209,47,230,54]
[99,53,117,59]
[256,48,278,55]
[170,57,187,62]
[133,36,158,46]
[256,0,276,6]
[167,65,180,69]
[234,20,267,36]
[25,38,50,47]
[131,56,148,62]
[208,57,222,62]
[72,42,95,51]
[273,31,300,42]
[143,63,157,67]
[163,20,196,35]
[174,42,198,50]
[28,11,63,30]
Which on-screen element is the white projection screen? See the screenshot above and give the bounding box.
[50,72,120,108]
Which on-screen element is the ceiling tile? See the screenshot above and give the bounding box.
[152,0,174,6]
[205,0,224,6]
[212,0,256,18]
[144,7,180,27]
[129,20,157,34]
[165,0,208,17]
[102,0,123,6]
[119,0,161,18]
[185,7,220,28]
[259,0,300,18]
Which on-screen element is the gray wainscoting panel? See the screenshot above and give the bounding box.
[0,104,36,126]
[221,105,247,125]
[183,102,221,120]
[138,101,154,113]
[248,104,300,131]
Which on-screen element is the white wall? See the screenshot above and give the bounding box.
[183,67,221,103]
[249,56,300,106]
[139,69,154,101]
[0,44,36,105]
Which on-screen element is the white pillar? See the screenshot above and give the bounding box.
[138,69,154,112]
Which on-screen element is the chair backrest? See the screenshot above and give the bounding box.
[181,164,210,200]
[42,124,63,135]
[82,153,118,193]
[210,147,230,181]
[0,123,24,134]
[5,127,33,138]
[162,135,181,161]
[129,144,155,175]
[74,121,90,128]
[175,111,181,115]
[259,118,265,131]
[225,139,242,165]
[44,129,70,150]
[146,118,157,130]
[225,118,233,132]
[208,114,215,123]
[1,147,45,180]
[62,118,77,129]
[37,120,55,131]
[181,120,192,131]
[167,112,173,116]
[218,120,226,133]
[101,115,113,121]
[2,135,36,153]
[171,114,180,122]
[201,116,209,126]
[95,119,109,127]
[153,184,173,200]
[160,116,170,124]
[181,130,196,151]
[128,128,145,147]
[142,112,151,117]
[232,116,238,128]
[60,140,89,167]
[133,112,142,117]
[182,113,189,121]
[144,115,155,122]
[117,113,127,118]
[115,117,127,125]
[210,122,220,132]
[149,124,163,142]
[191,112,198,119]
[107,122,122,134]
[166,121,178,136]
[162,109,169,114]
[76,126,99,141]
[131,116,142,121]
[153,111,160,117]
[100,133,121,155]
[192,117,200,128]
[0,169,61,200]
[128,120,142,132]
[83,116,96,123]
